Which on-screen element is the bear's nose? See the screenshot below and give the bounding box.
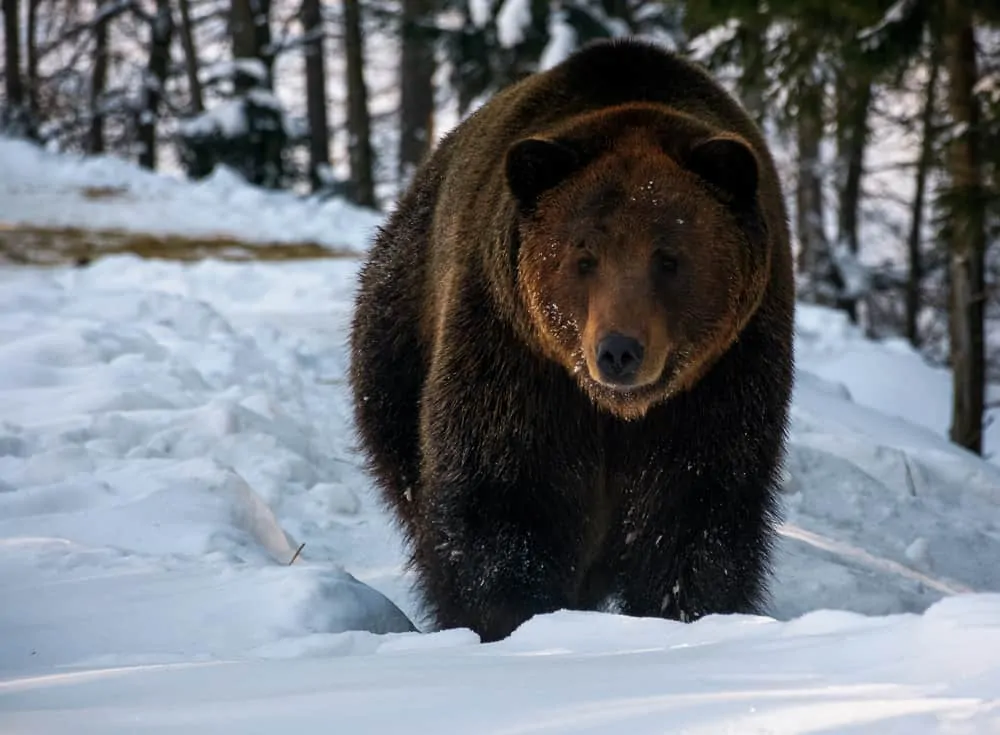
[596,333,644,384]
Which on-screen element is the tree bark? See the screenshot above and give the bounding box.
[398,0,436,185]
[88,0,110,154]
[302,0,330,191]
[230,0,273,88]
[942,0,986,454]
[905,43,941,348]
[3,0,23,108]
[835,68,873,255]
[253,0,273,80]
[26,0,38,114]
[342,0,377,208]
[795,79,829,298]
[176,0,203,113]
[136,0,174,169]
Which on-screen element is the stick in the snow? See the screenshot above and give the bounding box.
[288,543,306,565]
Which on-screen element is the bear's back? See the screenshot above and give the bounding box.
[428,38,790,299]
[444,39,770,171]
[511,40,758,139]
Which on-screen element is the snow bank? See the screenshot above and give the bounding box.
[773,303,1000,620]
[2,596,999,733]
[0,258,416,678]
[795,303,999,461]
[0,137,382,253]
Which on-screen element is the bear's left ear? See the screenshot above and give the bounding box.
[685,135,759,206]
[505,137,580,212]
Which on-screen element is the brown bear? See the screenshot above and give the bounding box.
[348,37,795,643]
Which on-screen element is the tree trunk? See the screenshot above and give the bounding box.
[253,0,273,81]
[88,0,110,154]
[177,0,203,113]
[342,0,377,208]
[3,0,23,108]
[905,43,941,348]
[835,68,873,255]
[136,0,174,170]
[231,0,258,91]
[795,80,830,300]
[302,0,330,191]
[398,0,436,185]
[26,0,38,114]
[942,0,986,454]
[230,0,273,88]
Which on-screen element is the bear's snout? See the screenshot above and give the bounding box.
[596,332,645,385]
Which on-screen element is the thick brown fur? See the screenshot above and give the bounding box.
[348,38,795,643]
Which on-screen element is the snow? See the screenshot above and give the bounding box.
[974,71,1000,104]
[468,0,494,28]
[794,304,1000,461]
[687,18,739,63]
[1,138,1000,731]
[857,0,920,46]
[496,0,533,48]
[829,241,872,301]
[5,597,1000,733]
[538,9,578,71]
[0,138,382,253]
[177,99,248,139]
[200,58,269,87]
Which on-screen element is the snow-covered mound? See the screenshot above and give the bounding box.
[5,597,1000,734]
[0,137,382,252]
[0,254,998,733]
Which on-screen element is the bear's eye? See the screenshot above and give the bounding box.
[577,254,598,275]
[653,249,679,276]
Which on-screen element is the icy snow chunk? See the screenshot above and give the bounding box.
[219,469,299,564]
[294,567,418,637]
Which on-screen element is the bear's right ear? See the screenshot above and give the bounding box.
[685,135,760,207]
[505,138,580,212]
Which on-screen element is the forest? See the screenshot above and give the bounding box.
[0,0,997,457]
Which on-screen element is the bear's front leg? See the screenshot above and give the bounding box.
[411,345,594,641]
[618,470,779,624]
[412,475,578,642]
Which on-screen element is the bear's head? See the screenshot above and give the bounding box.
[506,104,771,420]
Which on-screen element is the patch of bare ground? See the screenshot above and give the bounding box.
[0,224,357,266]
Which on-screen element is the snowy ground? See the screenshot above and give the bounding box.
[0,138,382,253]
[1,141,1000,732]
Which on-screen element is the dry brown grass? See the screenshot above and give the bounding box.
[0,223,357,266]
[79,185,130,201]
